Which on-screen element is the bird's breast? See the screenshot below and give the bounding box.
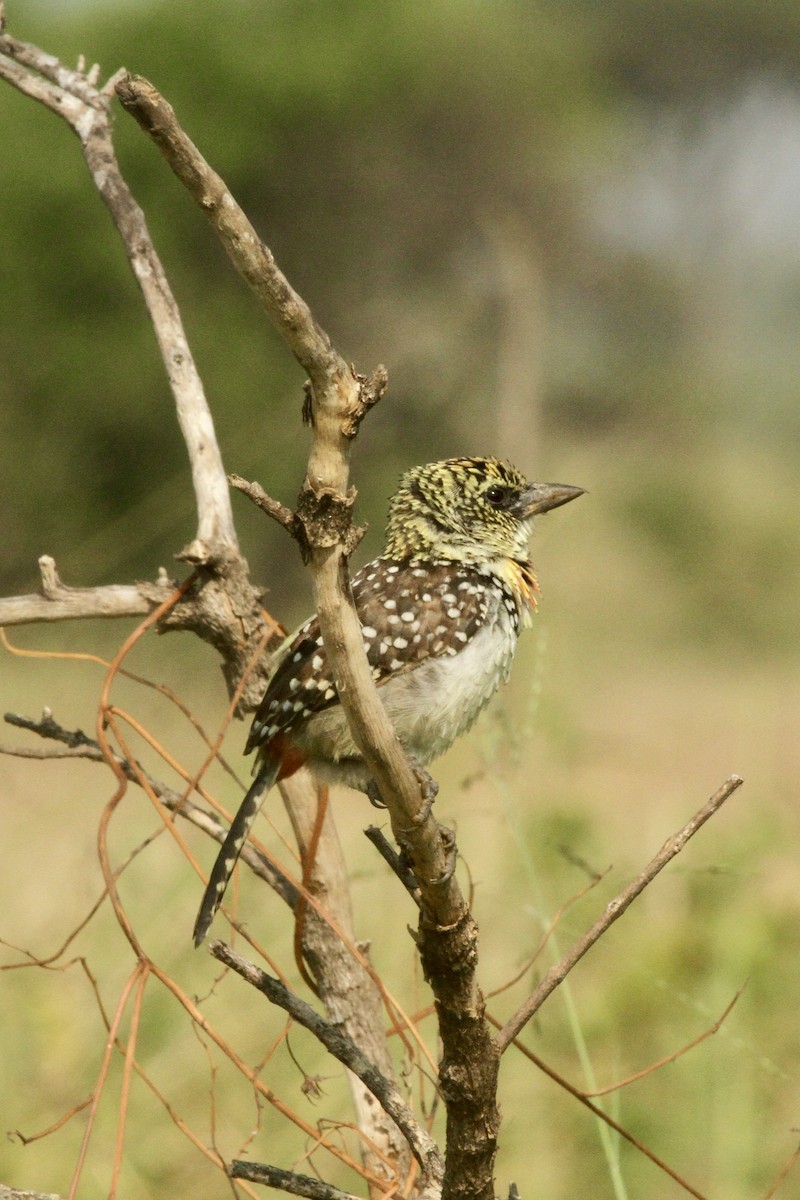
[380,618,519,760]
[297,613,520,781]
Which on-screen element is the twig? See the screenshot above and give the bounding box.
[228,474,300,538]
[583,985,745,1097]
[115,73,343,390]
[229,1162,360,1200]
[487,1012,710,1200]
[210,941,444,1191]
[364,825,421,906]
[495,775,745,1053]
[150,963,377,1187]
[0,555,175,628]
[2,710,298,909]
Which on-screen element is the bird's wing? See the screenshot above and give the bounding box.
[245,558,504,757]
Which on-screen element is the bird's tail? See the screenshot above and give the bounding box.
[193,759,280,947]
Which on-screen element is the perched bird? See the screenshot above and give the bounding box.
[194,456,583,945]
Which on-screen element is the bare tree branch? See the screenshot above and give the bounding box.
[115,73,343,392]
[0,29,276,715]
[495,774,745,1053]
[211,941,444,1191]
[2,710,298,909]
[228,1163,361,1200]
[364,825,422,905]
[112,75,450,882]
[0,556,176,628]
[115,70,500,1199]
[228,474,301,538]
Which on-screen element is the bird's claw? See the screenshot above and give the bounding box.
[432,825,458,885]
[408,758,438,826]
[366,780,387,809]
[366,760,438,824]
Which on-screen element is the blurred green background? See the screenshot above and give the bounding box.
[2,1,800,1197]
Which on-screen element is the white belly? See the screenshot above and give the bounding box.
[298,617,519,790]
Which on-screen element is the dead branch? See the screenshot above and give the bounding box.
[211,941,444,1191]
[116,70,497,1198]
[229,1163,360,1200]
[228,474,301,539]
[0,557,176,628]
[495,774,745,1053]
[113,73,458,903]
[363,826,422,905]
[1,710,298,909]
[0,554,275,714]
[0,33,275,711]
[115,74,345,393]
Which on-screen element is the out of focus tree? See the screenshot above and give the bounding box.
[4,0,800,644]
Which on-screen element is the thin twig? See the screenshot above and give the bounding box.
[583,985,745,1097]
[487,1013,710,1200]
[496,775,745,1052]
[364,826,421,906]
[2,710,298,909]
[149,963,379,1187]
[228,473,300,538]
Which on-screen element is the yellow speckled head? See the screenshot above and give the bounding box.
[383,457,583,564]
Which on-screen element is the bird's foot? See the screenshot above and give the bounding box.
[434,824,458,884]
[400,824,457,888]
[365,759,438,824]
[366,780,387,809]
[406,757,438,825]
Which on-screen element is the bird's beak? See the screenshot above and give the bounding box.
[519,482,585,518]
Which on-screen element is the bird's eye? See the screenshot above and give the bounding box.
[485,485,508,507]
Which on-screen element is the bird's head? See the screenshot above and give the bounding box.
[383,457,584,564]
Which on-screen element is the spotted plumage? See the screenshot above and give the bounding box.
[193,457,583,945]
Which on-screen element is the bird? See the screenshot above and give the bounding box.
[193,456,583,945]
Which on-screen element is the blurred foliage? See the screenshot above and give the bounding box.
[3,1,800,1198]
[3,0,799,634]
